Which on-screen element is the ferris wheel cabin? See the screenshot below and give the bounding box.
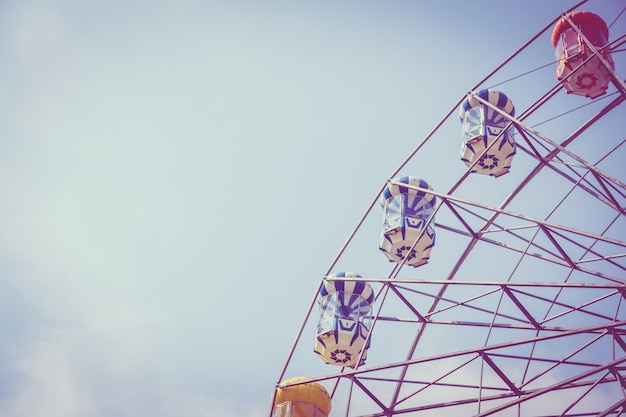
[273,376,332,417]
[551,10,615,98]
[379,177,436,268]
[459,89,516,177]
[314,273,374,368]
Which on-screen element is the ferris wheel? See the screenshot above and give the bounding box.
[271,1,626,416]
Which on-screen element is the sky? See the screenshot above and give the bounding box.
[0,1,624,416]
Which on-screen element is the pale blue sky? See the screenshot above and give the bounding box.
[0,1,624,416]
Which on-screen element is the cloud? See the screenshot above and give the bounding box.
[0,328,88,417]
[0,325,269,417]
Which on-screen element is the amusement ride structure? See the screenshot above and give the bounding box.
[271,1,626,416]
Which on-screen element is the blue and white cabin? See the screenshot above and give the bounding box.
[315,273,374,368]
[459,89,516,177]
[379,176,436,268]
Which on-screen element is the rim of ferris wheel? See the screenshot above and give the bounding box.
[551,10,615,98]
[270,2,626,416]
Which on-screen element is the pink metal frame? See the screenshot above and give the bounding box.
[271,0,626,415]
